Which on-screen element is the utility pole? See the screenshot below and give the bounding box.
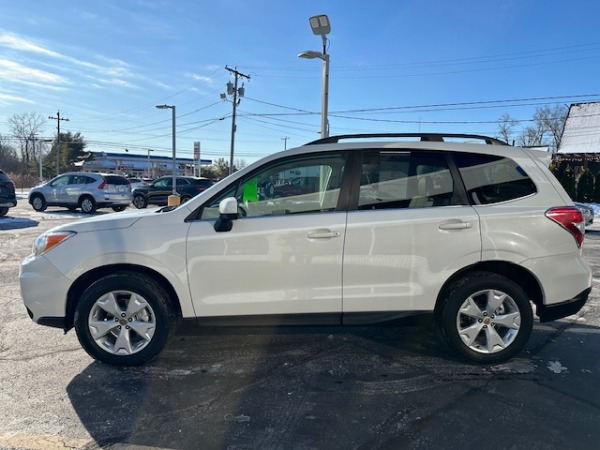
[223,66,250,175]
[282,137,289,150]
[48,111,69,176]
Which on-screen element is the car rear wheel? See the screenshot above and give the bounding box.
[437,272,533,364]
[31,194,47,212]
[79,196,96,214]
[180,195,192,204]
[74,272,175,366]
[0,207,7,217]
[133,194,147,209]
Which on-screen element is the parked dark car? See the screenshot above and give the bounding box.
[132,176,213,208]
[0,169,17,217]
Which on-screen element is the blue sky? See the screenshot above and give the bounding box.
[2,0,600,164]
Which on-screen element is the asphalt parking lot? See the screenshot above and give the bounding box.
[1,196,599,450]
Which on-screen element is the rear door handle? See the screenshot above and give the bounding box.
[307,229,341,239]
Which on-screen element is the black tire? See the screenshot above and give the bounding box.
[79,196,97,214]
[437,272,533,364]
[180,195,192,204]
[112,205,127,212]
[31,194,47,212]
[74,272,175,366]
[0,207,7,217]
[132,194,147,209]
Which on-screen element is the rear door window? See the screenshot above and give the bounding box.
[358,150,455,210]
[105,175,130,185]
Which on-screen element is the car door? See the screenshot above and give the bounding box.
[342,149,481,317]
[64,174,88,206]
[186,152,349,320]
[148,177,171,205]
[46,174,71,204]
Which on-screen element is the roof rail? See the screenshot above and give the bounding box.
[306,133,508,146]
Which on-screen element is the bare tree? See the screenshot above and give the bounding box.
[8,112,47,165]
[534,105,568,151]
[516,105,567,150]
[497,113,518,144]
[519,126,542,147]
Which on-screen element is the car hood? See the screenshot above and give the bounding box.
[52,207,161,233]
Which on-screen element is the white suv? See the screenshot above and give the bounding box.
[20,134,592,366]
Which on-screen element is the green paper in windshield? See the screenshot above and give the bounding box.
[243,178,258,202]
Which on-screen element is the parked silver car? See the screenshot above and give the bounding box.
[28,172,132,214]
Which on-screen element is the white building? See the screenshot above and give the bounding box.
[76,151,212,178]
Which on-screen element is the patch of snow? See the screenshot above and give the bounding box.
[547,360,568,374]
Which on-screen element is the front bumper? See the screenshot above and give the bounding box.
[537,287,591,322]
[20,254,70,328]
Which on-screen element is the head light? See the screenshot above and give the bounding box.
[33,231,76,256]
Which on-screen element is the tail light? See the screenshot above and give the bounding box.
[546,207,585,248]
[97,177,107,190]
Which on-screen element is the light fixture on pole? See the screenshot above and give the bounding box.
[155,104,179,206]
[298,14,331,138]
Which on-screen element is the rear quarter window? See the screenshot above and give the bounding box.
[453,152,537,205]
[104,176,130,185]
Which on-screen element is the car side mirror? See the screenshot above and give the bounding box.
[214,197,239,232]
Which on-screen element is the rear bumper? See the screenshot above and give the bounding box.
[537,287,591,322]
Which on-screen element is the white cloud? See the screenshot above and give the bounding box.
[190,74,215,84]
[0,59,67,85]
[0,92,35,105]
[0,33,62,58]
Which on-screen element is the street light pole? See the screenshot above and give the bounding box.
[155,104,178,205]
[147,149,154,178]
[299,14,331,139]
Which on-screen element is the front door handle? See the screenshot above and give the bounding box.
[439,221,472,230]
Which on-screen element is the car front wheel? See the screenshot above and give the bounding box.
[132,194,147,209]
[112,205,127,212]
[31,194,47,212]
[0,207,7,217]
[437,272,533,364]
[74,272,175,366]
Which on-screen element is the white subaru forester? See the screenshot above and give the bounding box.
[20,133,592,366]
